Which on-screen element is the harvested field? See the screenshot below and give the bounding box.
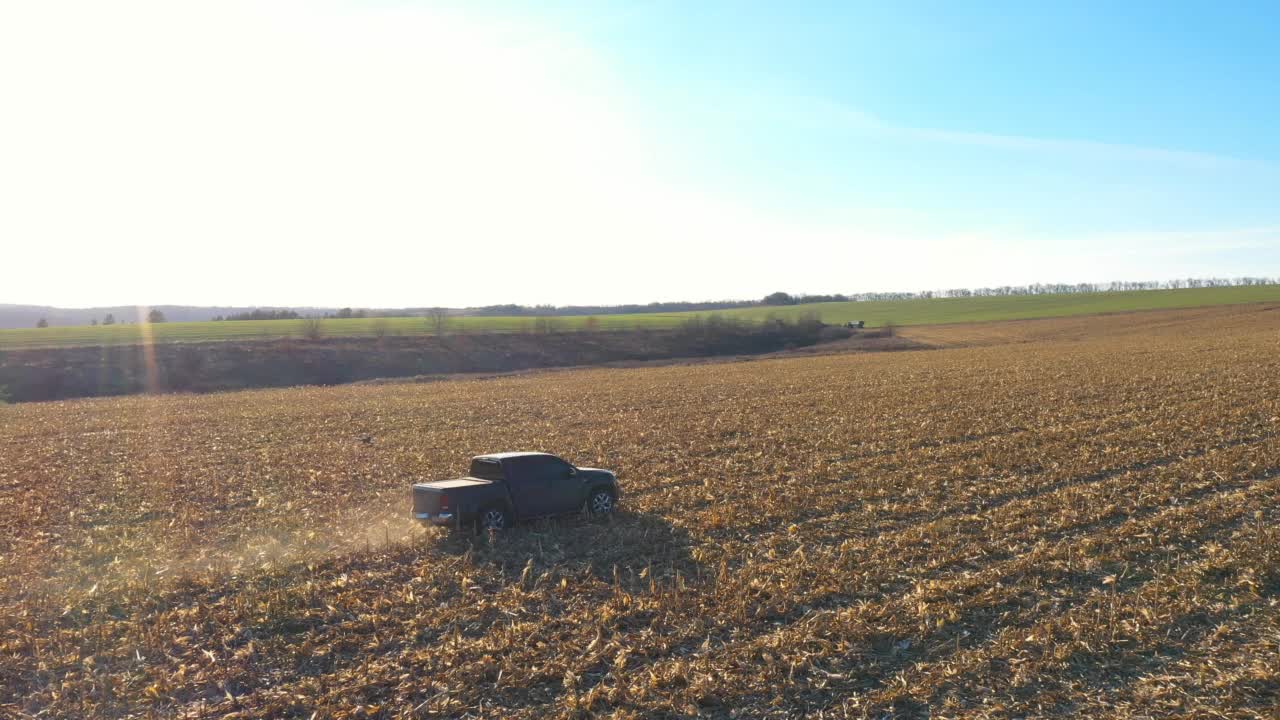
[898,300,1280,348]
[1,308,1278,718]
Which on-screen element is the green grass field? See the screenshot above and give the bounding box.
[723,284,1280,325]
[2,285,1278,350]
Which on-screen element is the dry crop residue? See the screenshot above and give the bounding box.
[1,309,1279,719]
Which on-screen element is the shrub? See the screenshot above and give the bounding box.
[300,317,324,340]
[427,308,449,334]
[794,310,824,329]
[818,325,854,342]
[533,317,562,334]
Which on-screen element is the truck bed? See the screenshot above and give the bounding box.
[413,476,502,527]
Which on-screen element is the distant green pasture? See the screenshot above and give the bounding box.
[719,284,1280,326]
[2,285,1277,350]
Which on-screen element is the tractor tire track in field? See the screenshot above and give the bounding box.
[563,441,1277,714]
[667,468,1280,717]
[857,482,1280,717]
[694,411,1273,549]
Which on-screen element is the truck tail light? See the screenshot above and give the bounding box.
[439,493,450,510]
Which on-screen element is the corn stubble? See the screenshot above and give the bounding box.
[1,310,1279,719]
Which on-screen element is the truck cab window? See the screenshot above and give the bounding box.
[469,458,505,481]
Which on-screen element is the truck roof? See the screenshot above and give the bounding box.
[475,451,555,461]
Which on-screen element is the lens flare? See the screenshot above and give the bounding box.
[136,305,159,394]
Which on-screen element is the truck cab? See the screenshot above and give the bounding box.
[413,452,620,531]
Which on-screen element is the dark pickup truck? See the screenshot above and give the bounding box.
[412,452,620,531]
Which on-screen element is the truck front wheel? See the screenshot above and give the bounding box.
[588,488,616,516]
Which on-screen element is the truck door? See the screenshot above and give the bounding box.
[502,456,549,517]
[508,456,580,516]
[532,456,582,514]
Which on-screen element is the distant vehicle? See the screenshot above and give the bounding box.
[846,320,865,329]
[413,452,620,531]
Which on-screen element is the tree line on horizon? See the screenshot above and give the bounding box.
[23,275,1280,328]
[469,276,1280,313]
[834,271,1274,299]
[198,275,1280,327]
[33,309,166,329]
[213,309,301,322]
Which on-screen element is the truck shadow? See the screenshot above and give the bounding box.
[432,509,700,595]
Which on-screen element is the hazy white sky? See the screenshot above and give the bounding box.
[2,1,1277,308]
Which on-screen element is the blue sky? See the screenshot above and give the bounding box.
[0,1,1276,306]
[547,0,1280,231]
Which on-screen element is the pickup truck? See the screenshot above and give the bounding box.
[412,452,620,531]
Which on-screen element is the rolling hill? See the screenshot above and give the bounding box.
[1,285,1278,350]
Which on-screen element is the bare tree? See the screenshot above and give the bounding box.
[427,308,449,334]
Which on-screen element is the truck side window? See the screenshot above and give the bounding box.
[526,456,572,483]
[501,457,533,485]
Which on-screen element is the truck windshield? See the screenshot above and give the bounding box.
[469,458,505,481]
